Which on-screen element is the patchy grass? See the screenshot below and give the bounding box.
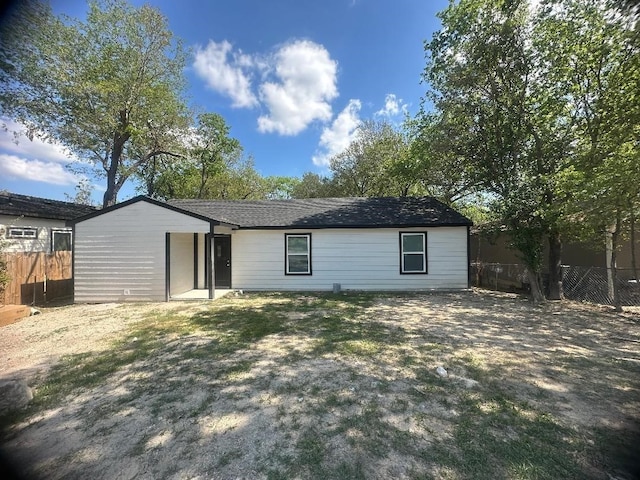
[1,291,639,480]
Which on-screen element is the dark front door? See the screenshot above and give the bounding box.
[214,235,232,288]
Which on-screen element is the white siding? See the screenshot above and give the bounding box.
[214,225,235,235]
[232,227,469,291]
[74,201,210,303]
[170,233,195,296]
[0,215,67,253]
[196,233,206,289]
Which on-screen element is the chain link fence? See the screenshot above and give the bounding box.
[471,262,640,306]
[562,266,640,306]
[471,263,530,294]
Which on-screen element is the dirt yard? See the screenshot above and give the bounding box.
[0,290,639,480]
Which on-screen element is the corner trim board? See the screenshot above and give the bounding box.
[193,233,198,289]
[165,232,171,302]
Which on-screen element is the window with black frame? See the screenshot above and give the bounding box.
[285,233,312,275]
[400,232,427,274]
[51,229,72,251]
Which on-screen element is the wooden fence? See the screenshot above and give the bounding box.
[1,252,73,306]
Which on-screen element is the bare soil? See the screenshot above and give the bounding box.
[0,290,639,480]
[0,302,203,383]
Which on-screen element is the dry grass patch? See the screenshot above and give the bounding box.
[0,290,639,480]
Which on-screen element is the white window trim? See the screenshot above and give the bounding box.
[285,233,312,275]
[51,228,73,251]
[400,232,427,274]
[7,226,38,239]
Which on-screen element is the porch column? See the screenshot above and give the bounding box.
[207,232,214,299]
[165,232,171,302]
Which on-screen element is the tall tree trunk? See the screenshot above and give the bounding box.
[145,156,158,198]
[475,233,482,287]
[605,225,615,300]
[611,211,623,313]
[630,199,638,281]
[103,157,119,208]
[547,228,563,300]
[527,269,546,304]
[103,111,131,208]
[103,147,130,207]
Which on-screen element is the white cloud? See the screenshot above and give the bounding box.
[0,154,79,186]
[193,40,259,108]
[375,93,407,118]
[0,118,87,187]
[193,39,339,136]
[312,99,362,167]
[0,118,76,164]
[258,40,338,135]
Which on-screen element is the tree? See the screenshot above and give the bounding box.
[421,0,613,301]
[543,0,640,311]
[329,120,413,197]
[211,157,271,200]
[138,113,278,201]
[290,172,337,198]
[423,0,554,301]
[187,113,242,198]
[262,176,300,199]
[64,178,95,206]
[140,113,242,199]
[406,113,480,206]
[0,0,190,207]
[422,0,640,304]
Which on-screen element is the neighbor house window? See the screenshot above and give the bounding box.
[285,233,312,275]
[400,232,427,274]
[51,229,72,251]
[7,227,38,239]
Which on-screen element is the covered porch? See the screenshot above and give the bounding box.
[165,226,234,301]
[170,288,233,300]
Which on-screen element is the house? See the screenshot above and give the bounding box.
[0,192,97,306]
[0,192,96,253]
[68,196,473,302]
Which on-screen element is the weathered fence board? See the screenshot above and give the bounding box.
[1,252,73,306]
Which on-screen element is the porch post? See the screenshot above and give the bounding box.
[207,227,214,300]
[165,232,171,302]
[193,233,199,289]
[467,225,471,289]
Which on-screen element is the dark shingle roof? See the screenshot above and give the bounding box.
[0,192,97,221]
[168,197,472,229]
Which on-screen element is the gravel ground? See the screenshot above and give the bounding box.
[0,292,639,480]
[0,302,202,383]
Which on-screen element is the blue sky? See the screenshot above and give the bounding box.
[0,0,448,204]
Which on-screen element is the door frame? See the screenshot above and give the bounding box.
[213,234,232,289]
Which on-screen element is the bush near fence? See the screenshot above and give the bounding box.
[1,252,73,306]
[471,262,640,306]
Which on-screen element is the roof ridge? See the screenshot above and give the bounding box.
[0,191,95,208]
[166,196,472,228]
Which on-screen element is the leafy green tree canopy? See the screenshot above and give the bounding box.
[0,0,189,207]
[328,120,414,197]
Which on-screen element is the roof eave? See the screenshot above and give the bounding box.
[236,222,473,230]
[66,196,239,227]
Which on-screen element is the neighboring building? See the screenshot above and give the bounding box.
[470,229,638,270]
[69,196,473,303]
[0,192,97,253]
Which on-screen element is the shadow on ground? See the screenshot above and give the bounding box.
[1,290,639,479]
